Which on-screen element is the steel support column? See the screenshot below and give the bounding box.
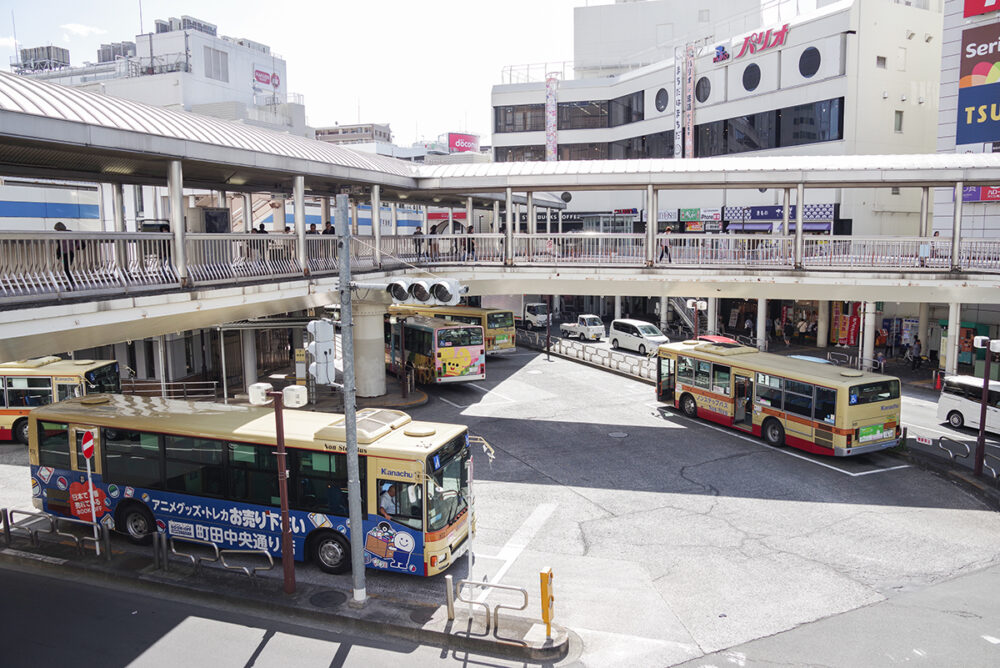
[167,160,188,286]
[294,175,307,273]
[946,302,961,375]
[951,181,963,270]
[816,300,829,349]
[919,186,929,236]
[111,183,126,232]
[505,187,514,265]
[371,184,381,264]
[794,183,804,268]
[242,193,253,233]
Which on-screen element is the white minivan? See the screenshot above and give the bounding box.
[609,319,669,356]
[936,375,1000,433]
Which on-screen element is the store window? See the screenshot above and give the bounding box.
[779,98,843,147]
[728,111,778,153]
[609,91,644,126]
[696,120,726,157]
[494,104,545,133]
[558,101,608,130]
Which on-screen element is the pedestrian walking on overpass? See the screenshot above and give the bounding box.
[413,226,424,260]
[658,227,672,262]
[53,221,78,289]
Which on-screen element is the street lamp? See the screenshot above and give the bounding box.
[972,336,1000,476]
[687,299,708,340]
[248,382,307,594]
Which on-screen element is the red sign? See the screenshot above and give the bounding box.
[81,430,94,460]
[69,481,106,520]
[983,186,1000,200]
[427,212,468,220]
[254,70,271,85]
[965,0,1000,18]
[270,73,280,88]
[735,24,790,59]
[448,133,479,153]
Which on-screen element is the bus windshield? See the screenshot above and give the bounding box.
[438,327,484,347]
[426,435,470,533]
[487,311,514,329]
[849,380,900,405]
[84,362,121,393]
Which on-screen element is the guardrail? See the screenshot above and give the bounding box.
[151,531,275,579]
[121,379,218,400]
[3,232,1000,304]
[516,328,657,382]
[3,509,110,560]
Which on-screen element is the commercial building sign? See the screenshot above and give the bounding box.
[956,23,1000,144]
[962,185,1000,201]
[447,133,480,153]
[679,208,700,222]
[684,44,695,158]
[253,64,281,90]
[733,24,790,60]
[700,207,721,221]
[965,0,1000,18]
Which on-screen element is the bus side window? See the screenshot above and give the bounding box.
[38,421,71,469]
[294,450,352,516]
[7,377,53,407]
[677,356,695,384]
[0,377,5,408]
[228,443,278,507]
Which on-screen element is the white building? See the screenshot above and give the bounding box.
[492,0,943,235]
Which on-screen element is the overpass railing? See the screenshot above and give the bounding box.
[2,232,999,304]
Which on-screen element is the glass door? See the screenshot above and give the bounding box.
[657,356,675,403]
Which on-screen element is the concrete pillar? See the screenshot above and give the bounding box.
[493,201,500,230]
[351,200,358,235]
[526,192,535,235]
[167,160,188,286]
[422,204,429,230]
[919,186,929,236]
[946,302,960,375]
[951,181,963,269]
[448,207,454,234]
[918,302,930,352]
[241,329,258,391]
[216,190,227,208]
[781,188,790,236]
[371,184,381,264]
[546,207,552,234]
[794,183,804,267]
[294,175,307,271]
[707,297,718,335]
[273,195,286,231]
[390,202,398,236]
[862,301,877,368]
[321,197,331,230]
[614,295,622,320]
[111,183,126,232]
[816,300,829,349]
[660,296,668,332]
[505,187,514,265]
[558,210,564,234]
[242,193,253,232]
[757,298,767,350]
[645,185,656,265]
[466,197,473,233]
[353,301,387,397]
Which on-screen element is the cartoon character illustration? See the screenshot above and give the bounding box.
[363,520,415,572]
[438,346,481,377]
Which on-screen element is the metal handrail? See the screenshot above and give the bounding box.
[937,436,970,461]
[450,578,529,634]
[169,535,221,570]
[121,379,218,399]
[8,509,54,546]
[219,549,275,578]
[52,515,111,560]
[983,452,1000,483]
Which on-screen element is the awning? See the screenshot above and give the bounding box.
[726,222,772,232]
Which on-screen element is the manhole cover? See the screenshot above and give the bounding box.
[608,432,628,438]
[309,590,347,609]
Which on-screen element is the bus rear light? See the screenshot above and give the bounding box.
[478,364,484,374]
[847,432,853,446]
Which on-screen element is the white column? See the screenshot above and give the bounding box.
[794,183,804,267]
[422,204,429,230]
[862,301,877,368]
[505,188,514,265]
[918,302,930,351]
[448,207,454,234]
[351,199,358,235]
[167,160,188,286]
[558,210,564,234]
[241,329,258,391]
[294,175,307,271]
[390,202,398,236]
[546,207,552,234]
[321,197,331,230]
[757,298,767,350]
[493,201,500,231]
[111,183,126,232]
[371,185,381,262]
[919,186,929,236]
[466,197,473,232]
[242,193,253,233]
[660,296,668,332]
[816,300,829,349]
[946,302,960,375]
[780,188,790,236]
[614,295,622,320]
[353,302,387,397]
[707,297,718,335]
[216,190,227,208]
[526,192,535,235]
[951,182,963,268]
[645,185,656,265]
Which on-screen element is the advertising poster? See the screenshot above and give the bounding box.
[900,317,920,345]
[831,302,842,345]
[957,23,1000,144]
[965,0,1000,18]
[545,76,559,161]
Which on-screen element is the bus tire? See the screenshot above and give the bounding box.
[13,419,29,445]
[310,530,351,574]
[117,502,155,545]
[947,411,965,429]
[762,419,785,447]
[680,393,698,418]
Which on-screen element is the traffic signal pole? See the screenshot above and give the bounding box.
[337,194,367,604]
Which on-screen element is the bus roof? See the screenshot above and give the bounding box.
[658,341,897,386]
[404,315,484,330]
[29,394,466,454]
[0,357,116,375]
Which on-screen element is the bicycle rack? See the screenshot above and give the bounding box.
[4,510,109,560]
[984,452,1000,485]
[8,510,54,547]
[52,515,111,561]
[169,535,221,571]
[937,436,970,461]
[445,575,528,642]
[220,549,275,578]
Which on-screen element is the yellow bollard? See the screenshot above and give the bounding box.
[540,567,554,639]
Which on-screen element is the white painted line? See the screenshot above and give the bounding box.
[437,396,464,409]
[851,464,912,477]
[472,503,557,604]
[467,384,514,403]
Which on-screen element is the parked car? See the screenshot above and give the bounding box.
[609,319,669,355]
[560,314,606,341]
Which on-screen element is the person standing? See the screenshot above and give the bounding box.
[53,221,76,289]
[911,336,922,370]
[321,222,335,235]
[413,226,424,260]
[796,317,808,344]
[658,227,672,262]
[464,227,477,262]
[783,319,794,347]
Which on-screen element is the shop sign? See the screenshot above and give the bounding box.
[613,208,638,215]
[700,207,722,221]
[448,133,479,153]
[685,221,704,232]
[713,45,730,63]
[704,220,723,232]
[734,24,790,60]
[679,208,700,222]
[961,185,1000,201]
[659,209,678,222]
[965,0,1000,18]
[957,23,1000,144]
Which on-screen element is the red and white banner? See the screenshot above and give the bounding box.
[965,0,1000,18]
[448,133,479,153]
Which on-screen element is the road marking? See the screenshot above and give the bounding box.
[688,418,909,477]
[437,396,464,409]
[471,503,557,603]
[467,384,515,403]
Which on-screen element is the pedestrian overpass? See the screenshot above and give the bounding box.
[1,71,998,395]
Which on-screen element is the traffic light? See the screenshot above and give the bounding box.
[306,319,336,385]
[384,278,466,306]
[540,567,554,639]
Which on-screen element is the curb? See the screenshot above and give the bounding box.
[0,545,569,663]
[894,448,1000,512]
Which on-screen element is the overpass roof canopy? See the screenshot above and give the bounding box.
[0,71,999,199]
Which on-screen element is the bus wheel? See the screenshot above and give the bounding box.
[13,419,29,445]
[680,394,698,418]
[118,503,155,545]
[948,411,965,429]
[763,419,785,447]
[311,531,351,574]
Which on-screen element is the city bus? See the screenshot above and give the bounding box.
[1,357,120,444]
[656,340,902,456]
[389,305,516,354]
[385,315,486,384]
[27,394,474,576]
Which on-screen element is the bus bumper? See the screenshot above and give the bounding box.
[835,438,899,456]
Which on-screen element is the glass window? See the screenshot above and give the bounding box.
[494,104,545,133]
[164,435,223,465]
[712,365,731,395]
[677,356,695,382]
[655,88,669,112]
[756,373,782,408]
[695,77,711,103]
[815,386,836,423]
[696,120,726,157]
[487,311,514,329]
[728,111,778,154]
[558,100,608,130]
[494,145,547,162]
[103,429,162,489]
[849,380,900,406]
[379,480,423,531]
[783,381,814,418]
[785,380,814,396]
[742,63,761,91]
[228,443,278,507]
[38,421,70,469]
[294,450,355,516]
[557,143,608,161]
[6,377,53,407]
[695,360,712,389]
[84,363,120,393]
[637,325,663,336]
[426,433,470,533]
[164,435,223,497]
[437,327,483,347]
[779,98,843,147]
[894,110,904,133]
[0,378,5,408]
[646,130,676,158]
[609,91,643,127]
[57,384,82,402]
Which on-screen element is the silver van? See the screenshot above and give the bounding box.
[609,319,669,356]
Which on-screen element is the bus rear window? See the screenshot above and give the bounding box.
[438,327,484,347]
[849,380,900,405]
[487,312,514,329]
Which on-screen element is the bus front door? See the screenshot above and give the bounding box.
[657,356,675,404]
[734,374,753,430]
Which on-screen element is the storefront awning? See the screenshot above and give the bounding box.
[727,222,772,232]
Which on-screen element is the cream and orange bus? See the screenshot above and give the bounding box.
[657,340,902,456]
[28,394,474,576]
[389,305,516,354]
[1,357,120,444]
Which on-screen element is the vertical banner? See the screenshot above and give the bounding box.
[847,302,860,347]
[684,44,695,158]
[545,74,559,161]
[674,47,683,159]
[831,302,842,345]
[838,302,850,346]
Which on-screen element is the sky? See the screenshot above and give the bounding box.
[0,0,595,146]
